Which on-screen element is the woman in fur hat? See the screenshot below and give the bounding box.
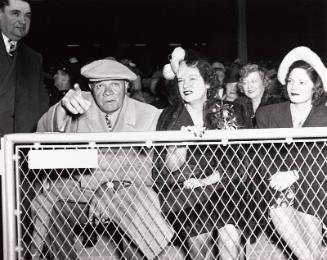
[256,46,327,260]
[153,47,249,260]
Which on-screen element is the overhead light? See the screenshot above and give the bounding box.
[168,43,181,47]
[66,44,79,47]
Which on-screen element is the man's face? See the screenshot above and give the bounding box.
[91,79,127,114]
[0,0,31,41]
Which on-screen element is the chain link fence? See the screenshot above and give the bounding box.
[1,129,327,260]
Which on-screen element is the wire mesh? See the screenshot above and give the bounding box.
[1,131,327,260]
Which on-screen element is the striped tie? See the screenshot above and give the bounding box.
[8,40,17,57]
[105,114,112,131]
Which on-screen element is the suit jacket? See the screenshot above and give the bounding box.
[256,101,327,226]
[0,33,49,137]
[234,92,286,128]
[256,101,327,128]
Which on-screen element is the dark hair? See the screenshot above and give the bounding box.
[224,65,240,84]
[0,0,30,9]
[56,58,81,86]
[183,49,220,89]
[0,0,9,9]
[285,60,324,106]
[238,63,271,93]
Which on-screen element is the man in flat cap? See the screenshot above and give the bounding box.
[38,59,160,132]
[32,60,175,260]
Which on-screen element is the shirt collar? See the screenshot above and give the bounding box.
[95,98,126,130]
[102,96,136,130]
[2,33,17,53]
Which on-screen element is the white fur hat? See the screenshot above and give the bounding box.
[277,46,327,92]
[162,47,186,80]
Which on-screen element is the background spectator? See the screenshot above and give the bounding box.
[222,64,241,102]
[48,57,87,105]
[234,63,285,128]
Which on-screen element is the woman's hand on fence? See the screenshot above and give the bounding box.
[184,170,221,189]
[184,178,204,189]
[269,170,299,191]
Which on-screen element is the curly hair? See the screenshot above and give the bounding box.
[285,60,324,106]
[183,49,221,90]
[238,63,271,93]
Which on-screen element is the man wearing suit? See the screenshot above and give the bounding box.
[0,0,49,258]
[32,59,174,260]
[0,0,49,136]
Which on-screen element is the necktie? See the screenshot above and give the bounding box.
[105,114,112,131]
[8,40,17,57]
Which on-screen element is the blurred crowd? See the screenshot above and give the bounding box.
[45,54,286,113]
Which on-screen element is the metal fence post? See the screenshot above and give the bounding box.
[2,136,17,260]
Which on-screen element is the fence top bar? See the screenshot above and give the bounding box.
[2,127,327,144]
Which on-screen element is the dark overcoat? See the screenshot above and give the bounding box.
[256,101,327,226]
[0,33,49,137]
[153,101,250,237]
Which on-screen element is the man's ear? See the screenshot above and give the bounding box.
[0,9,5,23]
[124,81,129,93]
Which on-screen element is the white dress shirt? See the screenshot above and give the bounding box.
[2,33,17,54]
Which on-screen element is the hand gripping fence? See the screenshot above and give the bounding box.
[1,128,327,260]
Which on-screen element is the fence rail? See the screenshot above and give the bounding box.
[1,129,327,260]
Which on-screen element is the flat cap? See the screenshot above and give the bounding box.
[81,59,137,82]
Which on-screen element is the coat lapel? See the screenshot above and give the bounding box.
[302,104,327,127]
[276,102,293,128]
[82,95,137,132]
[114,96,136,131]
[0,33,15,94]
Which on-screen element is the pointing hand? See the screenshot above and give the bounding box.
[61,84,91,114]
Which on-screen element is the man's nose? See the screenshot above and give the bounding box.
[18,14,27,24]
[104,86,115,95]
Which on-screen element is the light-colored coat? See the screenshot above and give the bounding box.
[32,94,174,260]
[37,92,160,133]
